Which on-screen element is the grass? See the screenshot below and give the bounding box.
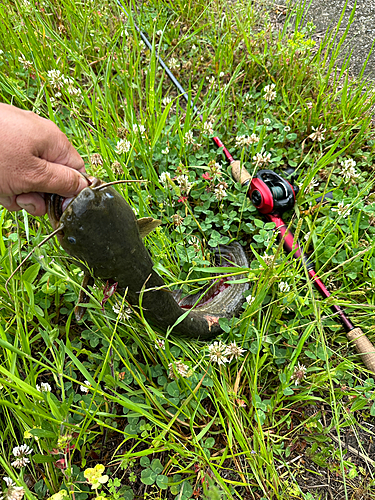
[1,0,375,498]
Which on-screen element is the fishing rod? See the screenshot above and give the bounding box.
[116,0,242,176]
[117,1,375,372]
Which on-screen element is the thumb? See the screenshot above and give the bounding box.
[33,159,89,197]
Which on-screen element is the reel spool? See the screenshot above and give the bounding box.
[249,170,298,215]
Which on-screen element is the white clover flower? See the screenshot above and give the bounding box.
[253,151,271,167]
[90,153,103,166]
[245,294,255,305]
[155,339,165,350]
[4,483,25,500]
[80,380,91,393]
[342,157,356,169]
[171,213,184,226]
[343,167,360,182]
[206,75,216,86]
[235,135,248,147]
[209,162,222,176]
[47,69,63,88]
[309,125,326,142]
[159,171,171,186]
[262,253,274,267]
[263,118,271,125]
[112,303,132,321]
[12,445,33,457]
[18,54,33,70]
[291,362,307,385]
[62,76,74,86]
[236,134,259,147]
[340,158,360,182]
[67,86,81,97]
[168,361,191,379]
[332,201,351,218]
[219,71,225,78]
[11,444,33,468]
[247,133,260,144]
[156,29,163,36]
[202,120,214,135]
[0,50,4,55]
[214,184,227,201]
[208,341,229,365]
[36,382,52,392]
[116,138,131,154]
[244,93,253,102]
[225,341,246,361]
[4,478,15,488]
[11,457,30,468]
[133,124,146,136]
[263,83,276,101]
[304,177,319,194]
[184,130,195,145]
[169,57,179,70]
[279,281,290,292]
[162,96,172,106]
[161,146,169,154]
[176,174,192,193]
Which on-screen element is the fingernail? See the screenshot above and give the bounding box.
[78,174,90,191]
[18,202,36,214]
[0,196,12,209]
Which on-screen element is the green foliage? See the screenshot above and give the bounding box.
[1,0,375,500]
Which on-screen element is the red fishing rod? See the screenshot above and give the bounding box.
[117,2,375,372]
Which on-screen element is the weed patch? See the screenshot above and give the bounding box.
[1,0,375,499]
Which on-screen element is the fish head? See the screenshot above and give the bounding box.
[46,174,101,240]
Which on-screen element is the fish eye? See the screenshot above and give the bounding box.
[67,236,76,244]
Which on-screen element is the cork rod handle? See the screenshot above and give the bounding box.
[231,161,251,186]
[230,162,375,373]
[347,328,375,373]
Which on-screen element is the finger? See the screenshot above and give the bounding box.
[30,159,89,197]
[39,123,85,171]
[0,195,22,212]
[16,193,46,216]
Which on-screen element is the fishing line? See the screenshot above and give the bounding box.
[115,4,375,371]
[116,0,241,166]
[92,179,147,190]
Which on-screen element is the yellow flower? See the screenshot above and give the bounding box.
[47,490,68,500]
[24,426,41,440]
[84,464,109,489]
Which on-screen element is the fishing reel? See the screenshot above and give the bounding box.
[249,170,298,215]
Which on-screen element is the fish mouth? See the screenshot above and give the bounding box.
[51,195,74,221]
[46,174,99,228]
[47,193,75,230]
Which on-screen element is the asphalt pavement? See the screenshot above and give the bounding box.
[294,0,375,76]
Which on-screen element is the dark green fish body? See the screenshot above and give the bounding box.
[48,182,248,338]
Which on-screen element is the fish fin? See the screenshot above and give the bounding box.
[137,217,162,238]
[74,273,95,321]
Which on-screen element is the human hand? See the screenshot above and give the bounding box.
[0,103,88,216]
